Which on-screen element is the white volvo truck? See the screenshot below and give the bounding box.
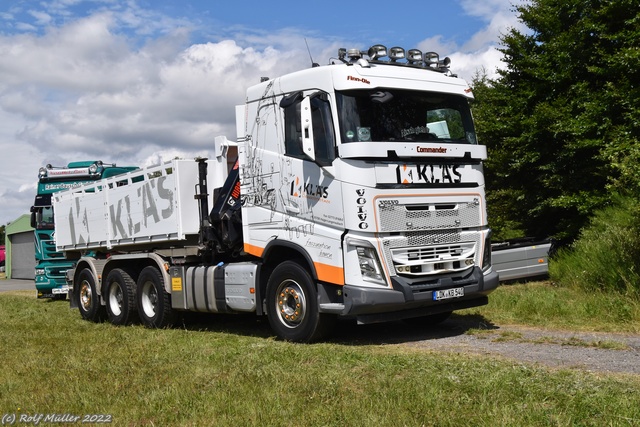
[54,44,499,342]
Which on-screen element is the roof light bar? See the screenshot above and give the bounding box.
[337,44,452,72]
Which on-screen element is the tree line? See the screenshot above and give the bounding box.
[471,0,639,244]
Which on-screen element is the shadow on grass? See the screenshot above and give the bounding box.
[172,311,498,345]
[35,293,499,345]
[327,313,498,346]
[175,311,274,340]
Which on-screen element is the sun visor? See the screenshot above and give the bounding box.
[339,142,487,160]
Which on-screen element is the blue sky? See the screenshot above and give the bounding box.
[0,0,526,225]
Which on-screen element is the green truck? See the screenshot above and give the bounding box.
[30,161,138,298]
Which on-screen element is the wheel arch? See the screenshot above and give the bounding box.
[102,253,172,294]
[258,240,317,310]
[72,257,104,304]
[72,253,172,301]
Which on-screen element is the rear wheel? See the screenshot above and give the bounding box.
[137,266,174,328]
[105,268,137,325]
[266,261,334,343]
[76,268,105,322]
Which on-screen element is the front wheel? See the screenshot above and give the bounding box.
[266,261,334,343]
[137,266,174,328]
[76,268,105,322]
[104,268,137,325]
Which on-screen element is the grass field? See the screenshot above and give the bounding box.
[1,283,639,426]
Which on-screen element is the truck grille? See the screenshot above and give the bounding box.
[378,199,481,232]
[375,195,484,279]
[390,242,476,276]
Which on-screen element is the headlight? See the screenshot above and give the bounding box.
[348,240,386,286]
[35,268,46,276]
[482,231,492,272]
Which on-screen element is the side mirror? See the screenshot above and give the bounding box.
[30,211,37,228]
[300,96,316,162]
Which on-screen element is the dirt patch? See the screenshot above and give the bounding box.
[330,315,640,375]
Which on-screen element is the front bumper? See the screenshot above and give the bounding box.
[340,267,499,324]
[35,281,70,299]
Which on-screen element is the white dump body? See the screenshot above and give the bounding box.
[54,159,225,252]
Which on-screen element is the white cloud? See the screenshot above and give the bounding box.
[413,0,525,81]
[0,8,312,225]
[450,47,506,81]
[28,10,52,25]
[0,0,524,225]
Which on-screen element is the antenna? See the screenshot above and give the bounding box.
[305,38,320,68]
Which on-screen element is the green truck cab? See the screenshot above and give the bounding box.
[30,161,138,298]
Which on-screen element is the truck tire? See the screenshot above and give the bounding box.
[137,266,174,328]
[266,261,335,343]
[76,268,105,322]
[104,268,137,325]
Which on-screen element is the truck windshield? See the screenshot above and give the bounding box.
[33,206,54,230]
[335,89,477,144]
[32,194,54,230]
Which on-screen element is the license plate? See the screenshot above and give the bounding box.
[433,287,464,301]
[52,286,69,294]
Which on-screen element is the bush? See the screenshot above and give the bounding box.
[549,196,640,297]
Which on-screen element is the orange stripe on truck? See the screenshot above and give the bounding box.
[244,242,344,285]
[314,262,345,286]
[244,243,264,257]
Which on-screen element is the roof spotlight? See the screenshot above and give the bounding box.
[389,47,405,62]
[424,51,440,67]
[347,48,362,60]
[407,49,423,64]
[368,44,387,60]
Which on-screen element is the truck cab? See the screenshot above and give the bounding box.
[31,161,138,298]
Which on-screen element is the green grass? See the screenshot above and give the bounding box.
[549,196,640,297]
[1,288,640,426]
[465,281,640,333]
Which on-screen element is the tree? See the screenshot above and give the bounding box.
[473,0,640,242]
